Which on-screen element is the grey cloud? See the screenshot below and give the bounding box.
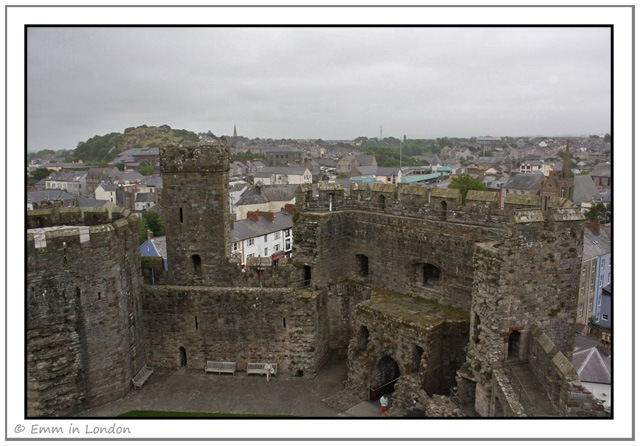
[27,26,610,151]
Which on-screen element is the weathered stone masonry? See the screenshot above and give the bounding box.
[26,207,145,417]
[26,141,610,418]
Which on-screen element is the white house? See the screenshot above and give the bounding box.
[231,210,293,266]
[95,181,118,203]
[253,166,312,185]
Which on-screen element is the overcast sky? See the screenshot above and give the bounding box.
[26,26,611,152]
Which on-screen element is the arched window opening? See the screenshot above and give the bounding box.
[354,325,370,354]
[411,345,424,373]
[356,254,369,277]
[192,255,202,277]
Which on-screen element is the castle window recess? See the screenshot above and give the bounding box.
[356,254,369,278]
[179,207,183,223]
[192,255,202,277]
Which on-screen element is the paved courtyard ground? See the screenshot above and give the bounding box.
[77,359,381,418]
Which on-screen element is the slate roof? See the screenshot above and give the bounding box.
[572,335,611,385]
[27,189,76,203]
[139,175,163,187]
[236,184,298,206]
[590,163,611,178]
[116,147,160,157]
[98,181,117,192]
[110,171,145,184]
[573,175,600,204]
[77,198,110,207]
[140,235,167,259]
[503,172,545,191]
[376,167,401,176]
[136,192,156,203]
[354,154,376,166]
[232,212,293,242]
[47,171,87,182]
[582,224,611,261]
[254,166,308,177]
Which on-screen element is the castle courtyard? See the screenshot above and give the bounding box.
[77,359,380,418]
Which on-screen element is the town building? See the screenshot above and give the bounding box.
[44,171,88,197]
[576,221,611,334]
[234,183,297,220]
[252,166,312,186]
[231,210,293,265]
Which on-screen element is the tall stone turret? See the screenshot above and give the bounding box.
[160,141,234,285]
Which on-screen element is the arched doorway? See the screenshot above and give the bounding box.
[440,200,448,218]
[378,195,386,210]
[507,330,521,361]
[369,355,401,400]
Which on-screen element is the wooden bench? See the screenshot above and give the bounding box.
[132,364,154,389]
[246,362,277,376]
[204,361,237,375]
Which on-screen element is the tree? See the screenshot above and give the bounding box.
[139,210,165,242]
[30,167,53,182]
[604,133,611,143]
[449,174,487,203]
[585,202,612,224]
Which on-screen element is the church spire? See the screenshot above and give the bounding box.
[561,140,573,179]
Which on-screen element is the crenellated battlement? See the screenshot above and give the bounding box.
[26,206,138,250]
[160,141,229,173]
[296,181,584,229]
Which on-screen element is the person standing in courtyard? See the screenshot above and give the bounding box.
[380,395,388,414]
[264,363,274,382]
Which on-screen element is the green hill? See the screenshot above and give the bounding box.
[72,124,199,163]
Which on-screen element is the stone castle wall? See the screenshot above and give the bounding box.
[142,285,328,377]
[26,207,145,416]
[527,325,609,417]
[293,208,503,312]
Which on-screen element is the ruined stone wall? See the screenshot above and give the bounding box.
[26,208,145,416]
[528,325,610,417]
[294,210,501,311]
[142,285,328,377]
[322,281,371,355]
[346,290,469,409]
[468,208,584,371]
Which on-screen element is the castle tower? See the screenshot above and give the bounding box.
[160,141,234,285]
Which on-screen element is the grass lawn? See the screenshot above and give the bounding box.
[118,410,290,418]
